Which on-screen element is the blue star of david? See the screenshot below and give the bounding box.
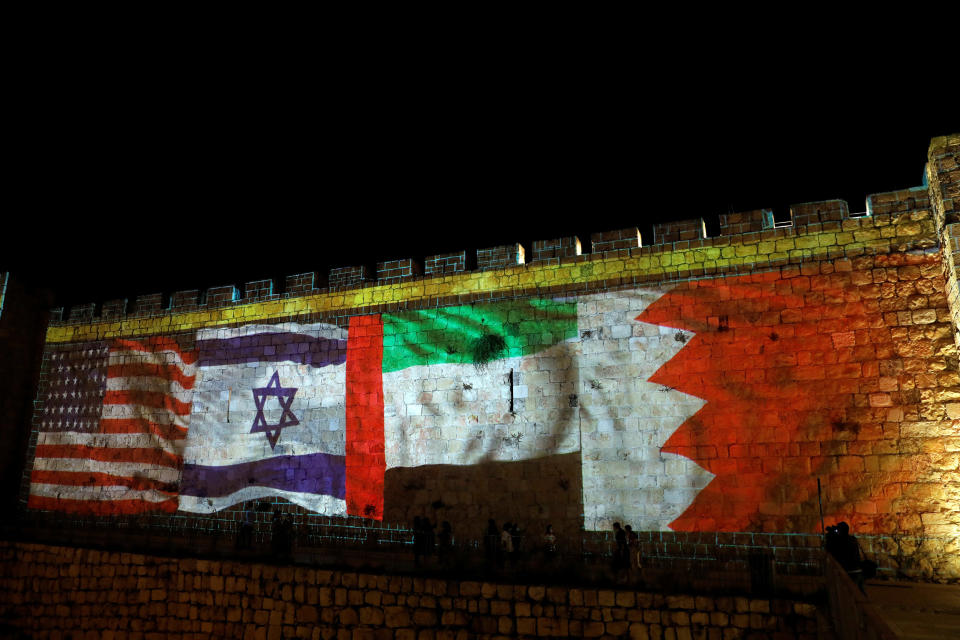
[250,371,299,450]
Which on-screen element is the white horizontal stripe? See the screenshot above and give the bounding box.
[383,343,580,469]
[196,322,347,342]
[100,404,190,427]
[31,458,181,483]
[36,431,184,456]
[30,483,174,503]
[178,487,346,516]
[108,349,197,375]
[105,376,194,403]
[185,361,346,464]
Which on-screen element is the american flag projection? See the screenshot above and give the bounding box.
[28,337,196,515]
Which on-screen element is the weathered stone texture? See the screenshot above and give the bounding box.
[13,135,960,594]
[0,540,821,639]
[927,134,960,353]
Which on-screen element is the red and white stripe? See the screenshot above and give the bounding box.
[28,337,196,515]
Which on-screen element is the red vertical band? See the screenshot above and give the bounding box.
[345,314,385,520]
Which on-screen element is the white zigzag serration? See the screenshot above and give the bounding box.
[577,289,714,532]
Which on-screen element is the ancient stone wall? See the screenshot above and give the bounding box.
[8,136,960,582]
[926,134,960,351]
[0,540,821,639]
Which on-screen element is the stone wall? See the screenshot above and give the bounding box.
[926,134,960,351]
[0,540,821,639]
[8,135,960,584]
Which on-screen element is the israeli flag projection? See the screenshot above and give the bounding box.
[178,323,348,514]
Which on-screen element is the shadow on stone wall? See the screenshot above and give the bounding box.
[384,451,584,548]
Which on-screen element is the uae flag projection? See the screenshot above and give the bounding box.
[380,300,580,467]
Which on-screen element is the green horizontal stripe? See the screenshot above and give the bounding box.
[382,299,578,373]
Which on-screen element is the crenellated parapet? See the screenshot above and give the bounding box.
[868,186,931,217]
[590,227,641,253]
[718,209,768,235]
[789,201,849,227]
[46,188,949,334]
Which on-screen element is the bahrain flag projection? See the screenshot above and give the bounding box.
[636,265,945,535]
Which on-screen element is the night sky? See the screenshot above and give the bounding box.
[6,83,955,310]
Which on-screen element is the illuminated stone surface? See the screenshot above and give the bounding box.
[10,134,960,582]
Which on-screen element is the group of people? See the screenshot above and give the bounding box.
[485,520,523,566]
[244,509,877,591]
[411,516,453,566]
[480,520,562,568]
[612,522,641,576]
[249,507,877,584]
[235,507,295,558]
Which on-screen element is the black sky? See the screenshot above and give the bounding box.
[6,58,956,310]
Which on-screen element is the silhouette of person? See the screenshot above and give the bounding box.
[543,524,557,562]
[237,507,254,550]
[510,522,522,565]
[485,518,499,567]
[826,521,864,591]
[412,516,424,567]
[438,521,453,567]
[271,509,283,557]
[501,522,514,566]
[273,514,294,561]
[613,522,628,570]
[625,524,639,572]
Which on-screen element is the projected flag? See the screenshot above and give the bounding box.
[25,294,710,530]
[380,299,581,468]
[179,323,349,515]
[27,337,196,515]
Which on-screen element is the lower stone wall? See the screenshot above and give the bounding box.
[0,540,820,640]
